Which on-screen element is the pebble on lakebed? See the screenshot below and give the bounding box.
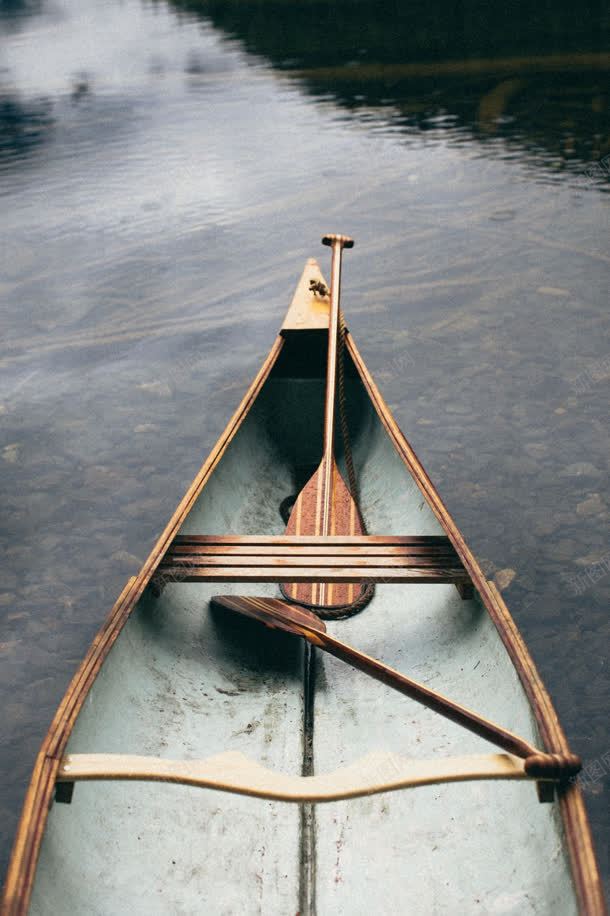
[2,443,21,464]
[559,463,602,479]
[494,568,517,591]
[110,550,142,572]
[576,494,605,517]
[137,381,173,398]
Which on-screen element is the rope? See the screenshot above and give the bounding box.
[337,312,358,508]
[280,312,375,620]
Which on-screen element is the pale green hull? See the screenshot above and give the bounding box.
[29,338,578,914]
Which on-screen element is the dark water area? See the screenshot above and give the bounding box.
[1,0,608,901]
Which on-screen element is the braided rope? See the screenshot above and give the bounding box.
[524,752,582,781]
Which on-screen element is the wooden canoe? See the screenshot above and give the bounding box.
[2,255,604,915]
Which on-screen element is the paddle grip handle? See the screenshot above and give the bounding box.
[322,234,354,249]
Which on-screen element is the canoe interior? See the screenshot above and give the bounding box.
[29,333,577,914]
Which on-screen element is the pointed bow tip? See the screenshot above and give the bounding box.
[281,257,334,333]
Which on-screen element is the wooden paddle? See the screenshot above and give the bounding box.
[210,595,581,781]
[283,234,366,610]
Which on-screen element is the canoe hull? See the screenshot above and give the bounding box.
[3,264,604,915]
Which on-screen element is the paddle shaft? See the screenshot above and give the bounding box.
[320,235,353,535]
[317,235,354,606]
[309,629,538,760]
[211,595,582,775]
[321,237,343,473]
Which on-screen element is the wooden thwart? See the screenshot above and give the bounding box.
[155,534,472,590]
[174,535,452,545]
[56,751,530,803]
[156,568,468,583]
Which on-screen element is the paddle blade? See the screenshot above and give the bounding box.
[211,595,326,641]
[283,458,366,609]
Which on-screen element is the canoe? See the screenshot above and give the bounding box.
[2,244,604,915]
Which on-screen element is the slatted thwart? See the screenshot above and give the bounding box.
[154,534,473,592]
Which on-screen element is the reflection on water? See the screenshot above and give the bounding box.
[0,0,608,896]
[0,94,53,163]
[176,0,610,186]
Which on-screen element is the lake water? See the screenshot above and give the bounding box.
[1,0,608,900]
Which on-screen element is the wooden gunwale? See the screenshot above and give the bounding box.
[1,337,285,916]
[486,583,606,916]
[345,332,606,915]
[2,574,139,916]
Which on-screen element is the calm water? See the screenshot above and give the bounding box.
[1,0,608,899]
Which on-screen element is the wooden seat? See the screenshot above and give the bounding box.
[154,535,473,597]
[55,750,529,804]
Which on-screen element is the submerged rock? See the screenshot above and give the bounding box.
[576,494,605,517]
[110,550,142,572]
[2,443,20,464]
[560,462,602,479]
[494,568,517,590]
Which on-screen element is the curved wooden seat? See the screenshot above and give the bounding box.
[57,751,530,803]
